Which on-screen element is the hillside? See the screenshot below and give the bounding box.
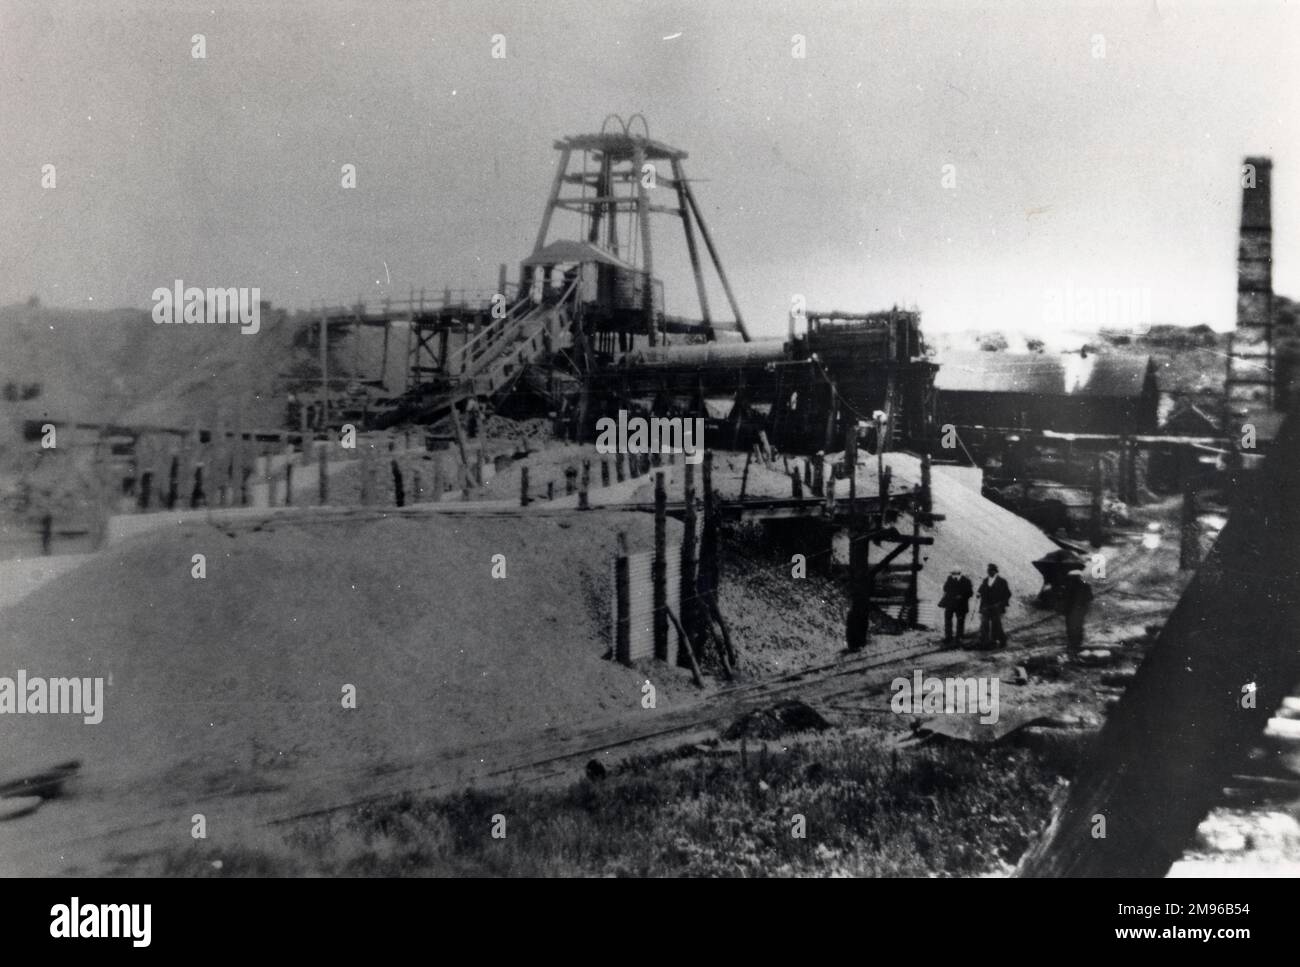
[0,302,302,432]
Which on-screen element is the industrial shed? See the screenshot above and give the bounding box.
[934,351,1159,434]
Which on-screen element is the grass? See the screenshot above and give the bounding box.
[144,734,1060,877]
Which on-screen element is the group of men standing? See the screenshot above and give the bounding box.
[940,564,1011,649]
[940,563,1093,653]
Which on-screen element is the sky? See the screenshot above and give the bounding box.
[2,0,1298,340]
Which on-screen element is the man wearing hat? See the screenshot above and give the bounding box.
[1062,570,1094,655]
[977,563,1011,648]
[939,569,974,646]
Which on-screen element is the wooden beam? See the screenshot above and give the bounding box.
[680,170,749,342]
[532,147,571,255]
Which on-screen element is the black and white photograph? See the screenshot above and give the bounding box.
[0,0,1296,929]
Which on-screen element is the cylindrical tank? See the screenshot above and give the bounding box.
[628,339,787,370]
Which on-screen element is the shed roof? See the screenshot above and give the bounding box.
[523,239,634,268]
[934,351,1154,399]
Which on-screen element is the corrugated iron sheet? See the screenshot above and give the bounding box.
[613,545,681,664]
[935,351,1152,399]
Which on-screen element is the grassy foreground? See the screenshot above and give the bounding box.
[147,734,1060,877]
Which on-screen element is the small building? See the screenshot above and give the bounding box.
[935,351,1159,435]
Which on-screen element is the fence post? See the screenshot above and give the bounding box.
[520,466,531,507]
[579,460,590,510]
[681,461,698,658]
[359,447,371,506]
[614,531,631,665]
[318,443,329,504]
[392,459,405,507]
[1180,449,1200,570]
[653,471,668,662]
[167,453,180,510]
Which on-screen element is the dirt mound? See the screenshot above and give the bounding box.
[0,510,688,797]
[723,699,832,740]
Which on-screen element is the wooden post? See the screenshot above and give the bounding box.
[845,421,857,514]
[232,426,245,507]
[432,459,444,503]
[812,451,824,498]
[666,607,704,687]
[565,466,578,496]
[547,480,555,501]
[1180,448,1200,570]
[191,441,207,509]
[823,381,838,454]
[739,447,753,500]
[449,405,472,488]
[263,447,276,508]
[166,453,179,510]
[905,512,921,628]
[614,531,631,665]
[359,447,371,506]
[653,471,668,662]
[520,466,531,506]
[920,451,933,515]
[601,459,610,488]
[318,443,328,504]
[579,460,590,509]
[615,453,626,483]
[319,311,329,428]
[412,470,422,504]
[879,464,891,531]
[283,462,293,506]
[391,460,405,507]
[1122,436,1140,506]
[790,467,803,498]
[681,461,698,657]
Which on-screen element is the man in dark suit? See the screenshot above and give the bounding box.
[940,569,974,645]
[977,563,1011,648]
[1063,570,1094,655]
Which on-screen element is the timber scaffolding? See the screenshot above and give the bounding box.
[289,119,938,461]
[300,276,545,428]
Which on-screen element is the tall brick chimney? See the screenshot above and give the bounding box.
[1225,156,1273,430]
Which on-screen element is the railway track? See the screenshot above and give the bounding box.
[0,528,1179,875]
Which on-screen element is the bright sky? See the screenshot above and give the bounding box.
[2,0,1297,339]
